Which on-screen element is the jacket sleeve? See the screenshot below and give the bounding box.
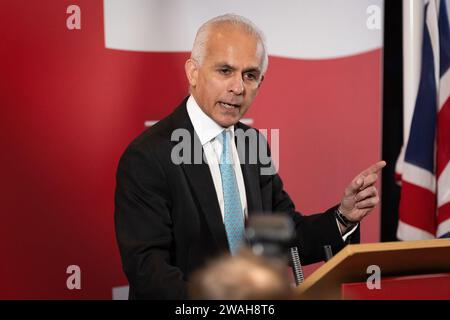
[257,134,360,265]
[270,168,360,264]
[114,144,188,299]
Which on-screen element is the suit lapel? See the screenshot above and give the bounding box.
[235,123,263,215]
[240,162,263,215]
[181,159,229,251]
[171,102,229,251]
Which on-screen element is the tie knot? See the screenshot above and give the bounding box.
[218,129,230,142]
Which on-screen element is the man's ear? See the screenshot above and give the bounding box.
[185,59,198,87]
[258,75,264,88]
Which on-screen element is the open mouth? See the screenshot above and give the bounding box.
[219,102,240,109]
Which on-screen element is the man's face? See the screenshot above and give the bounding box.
[186,24,264,128]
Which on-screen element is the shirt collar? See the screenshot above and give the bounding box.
[186,95,234,145]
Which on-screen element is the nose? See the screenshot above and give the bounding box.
[228,74,244,95]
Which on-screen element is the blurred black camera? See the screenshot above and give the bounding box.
[245,213,296,259]
[245,213,304,285]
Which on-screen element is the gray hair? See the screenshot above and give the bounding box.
[191,13,269,75]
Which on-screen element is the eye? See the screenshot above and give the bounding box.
[218,68,231,75]
[244,72,257,81]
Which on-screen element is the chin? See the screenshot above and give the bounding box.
[216,117,240,128]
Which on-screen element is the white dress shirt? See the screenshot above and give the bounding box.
[186,95,357,241]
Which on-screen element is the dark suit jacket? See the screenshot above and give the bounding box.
[114,97,359,299]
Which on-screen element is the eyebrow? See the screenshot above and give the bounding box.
[214,63,261,74]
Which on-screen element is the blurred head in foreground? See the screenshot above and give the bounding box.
[188,249,292,300]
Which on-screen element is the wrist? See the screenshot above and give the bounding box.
[335,207,358,228]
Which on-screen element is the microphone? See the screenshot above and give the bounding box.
[289,246,304,286]
[323,245,333,261]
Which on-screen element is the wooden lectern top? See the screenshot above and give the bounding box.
[294,238,450,299]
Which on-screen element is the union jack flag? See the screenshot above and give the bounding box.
[396,0,450,240]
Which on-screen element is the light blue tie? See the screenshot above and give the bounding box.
[218,130,245,255]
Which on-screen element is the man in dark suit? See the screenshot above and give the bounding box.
[114,13,385,299]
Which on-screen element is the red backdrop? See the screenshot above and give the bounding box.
[0,0,382,298]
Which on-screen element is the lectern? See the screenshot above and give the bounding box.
[295,238,450,299]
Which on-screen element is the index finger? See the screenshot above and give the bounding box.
[359,161,386,177]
